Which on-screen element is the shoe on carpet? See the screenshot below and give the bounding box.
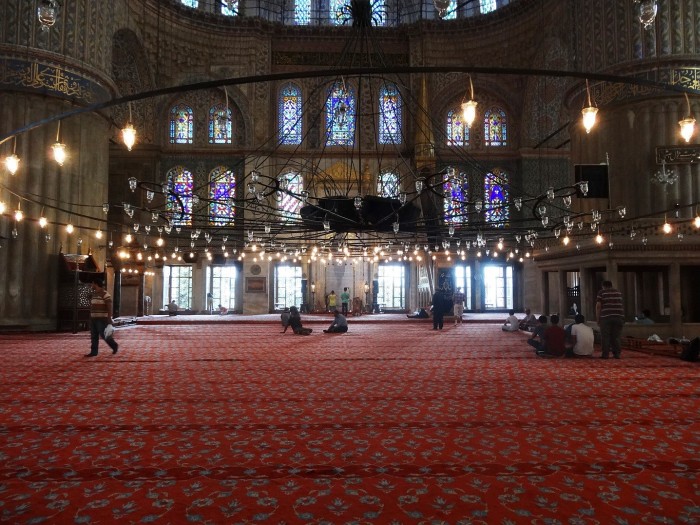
[84,353,97,357]
[112,343,119,355]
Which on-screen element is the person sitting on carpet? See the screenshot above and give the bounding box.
[566,314,595,357]
[519,308,537,331]
[529,314,566,357]
[324,310,348,333]
[502,310,519,332]
[167,300,178,316]
[280,308,291,333]
[218,304,228,315]
[407,308,430,319]
[288,306,312,335]
[526,315,548,352]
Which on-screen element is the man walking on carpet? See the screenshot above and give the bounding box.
[596,280,625,359]
[86,277,118,357]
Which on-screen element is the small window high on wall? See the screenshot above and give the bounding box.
[209,166,236,225]
[446,108,469,147]
[170,104,194,144]
[443,169,468,225]
[484,170,509,227]
[379,82,401,145]
[279,172,303,220]
[221,0,238,16]
[325,81,355,146]
[279,83,302,145]
[484,107,507,147]
[166,166,194,226]
[377,171,399,198]
[209,104,232,144]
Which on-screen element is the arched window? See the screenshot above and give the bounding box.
[294,0,311,24]
[166,166,194,226]
[377,171,399,198]
[169,104,194,144]
[379,83,402,145]
[484,170,509,226]
[372,0,386,26]
[444,169,468,224]
[209,167,236,225]
[325,81,355,146]
[221,0,238,16]
[181,0,197,8]
[441,0,457,19]
[484,107,507,147]
[446,108,469,147]
[480,0,497,14]
[330,0,348,24]
[279,83,302,145]
[279,172,303,220]
[208,104,232,144]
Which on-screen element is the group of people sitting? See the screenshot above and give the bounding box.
[281,306,348,335]
[503,309,596,358]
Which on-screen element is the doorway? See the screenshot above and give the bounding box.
[482,264,513,310]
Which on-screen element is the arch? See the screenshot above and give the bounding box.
[166,166,194,226]
[379,82,402,145]
[209,166,236,225]
[209,104,232,144]
[169,104,194,144]
[446,107,469,147]
[279,82,303,145]
[484,106,507,147]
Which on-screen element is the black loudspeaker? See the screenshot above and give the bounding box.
[575,164,609,198]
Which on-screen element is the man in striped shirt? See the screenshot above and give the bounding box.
[87,277,118,357]
[596,280,625,359]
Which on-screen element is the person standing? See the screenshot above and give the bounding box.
[327,290,337,313]
[86,277,118,357]
[452,287,465,325]
[596,280,625,359]
[431,290,447,330]
[340,287,351,316]
[206,292,214,314]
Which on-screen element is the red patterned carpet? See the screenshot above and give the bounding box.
[1,323,698,523]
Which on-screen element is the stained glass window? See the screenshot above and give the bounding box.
[279,83,302,145]
[377,171,399,198]
[446,108,469,146]
[379,83,402,145]
[221,0,238,16]
[484,107,507,147]
[330,0,349,24]
[208,104,232,144]
[443,169,468,224]
[279,172,303,220]
[484,170,509,226]
[480,0,497,14]
[181,0,197,8]
[169,104,194,144]
[325,81,355,146]
[166,166,193,226]
[441,0,457,19]
[372,0,386,26]
[209,166,236,225]
[294,0,310,24]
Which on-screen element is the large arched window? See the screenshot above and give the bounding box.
[279,172,303,220]
[279,83,302,145]
[377,171,399,198]
[379,83,402,145]
[294,0,311,24]
[221,0,238,16]
[484,170,509,226]
[446,108,469,147]
[208,104,232,144]
[169,104,194,144]
[166,166,194,226]
[484,107,507,147]
[209,166,236,225]
[325,81,355,146]
[444,169,468,224]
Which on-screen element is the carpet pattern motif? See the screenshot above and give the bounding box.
[1,324,699,523]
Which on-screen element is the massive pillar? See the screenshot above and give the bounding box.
[0,1,118,329]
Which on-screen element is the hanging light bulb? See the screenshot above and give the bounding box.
[52,121,66,165]
[122,123,136,151]
[66,222,74,234]
[95,230,102,239]
[5,137,19,175]
[662,217,672,234]
[636,0,658,29]
[461,76,478,128]
[595,230,604,244]
[14,203,23,222]
[679,93,696,143]
[37,0,57,31]
[39,215,48,228]
[694,215,700,229]
[581,79,598,134]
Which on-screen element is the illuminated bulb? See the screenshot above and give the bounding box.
[562,235,570,246]
[461,100,478,129]
[5,153,19,175]
[595,233,603,244]
[679,116,696,143]
[497,240,503,251]
[662,221,672,234]
[581,106,598,134]
[52,142,67,165]
[122,123,137,151]
[14,208,23,222]
[95,230,102,238]
[0,201,5,214]
[156,237,164,247]
[66,223,74,234]
[694,215,700,228]
[39,216,48,228]
[125,233,133,243]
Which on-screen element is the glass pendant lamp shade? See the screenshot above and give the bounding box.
[461,100,478,128]
[52,142,67,165]
[581,106,598,134]
[5,153,19,175]
[122,123,136,151]
[637,0,658,28]
[679,94,696,142]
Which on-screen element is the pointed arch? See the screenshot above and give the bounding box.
[446,107,469,147]
[169,104,194,144]
[166,166,194,226]
[379,82,402,145]
[484,106,507,147]
[209,166,236,225]
[484,169,509,226]
[279,82,303,145]
[209,104,232,144]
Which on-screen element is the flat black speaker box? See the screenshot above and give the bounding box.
[575,164,609,198]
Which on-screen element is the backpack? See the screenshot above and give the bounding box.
[680,337,700,362]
